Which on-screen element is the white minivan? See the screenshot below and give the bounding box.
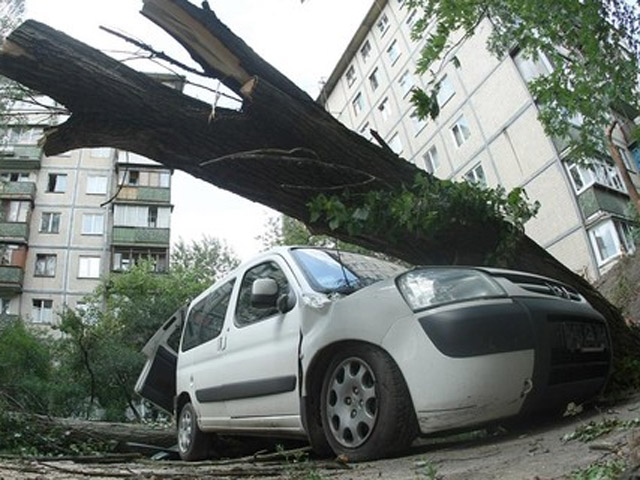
[136,247,611,461]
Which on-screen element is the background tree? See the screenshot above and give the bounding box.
[408,0,640,212]
[57,236,239,420]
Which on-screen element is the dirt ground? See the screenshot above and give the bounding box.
[1,392,639,480]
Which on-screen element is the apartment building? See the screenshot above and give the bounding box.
[0,76,178,328]
[318,0,640,280]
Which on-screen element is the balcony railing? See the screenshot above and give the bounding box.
[577,185,632,222]
[112,226,170,246]
[116,186,171,204]
[0,144,43,169]
[0,181,36,200]
[0,222,29,242]
[0,265,24,294]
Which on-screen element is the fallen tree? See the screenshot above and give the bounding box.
[0,0,638,386]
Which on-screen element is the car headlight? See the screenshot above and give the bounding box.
[396,268,506,312]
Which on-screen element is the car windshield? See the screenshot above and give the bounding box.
[290,248,407,294]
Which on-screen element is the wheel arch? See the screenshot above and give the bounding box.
[175,391,192,425]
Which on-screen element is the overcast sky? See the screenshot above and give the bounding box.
[23,0,371,259]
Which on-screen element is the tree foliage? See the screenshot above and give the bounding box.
[407,0,640,161]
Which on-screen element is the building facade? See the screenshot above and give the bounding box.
[0,94,174,328]
[319,0,639,280]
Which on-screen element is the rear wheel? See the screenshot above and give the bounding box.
[177,402,212,461]
[320,344,417,461]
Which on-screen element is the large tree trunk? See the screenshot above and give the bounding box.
[0,0,638,386]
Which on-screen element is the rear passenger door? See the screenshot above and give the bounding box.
[219,259,302,427]
[179,279,235,424]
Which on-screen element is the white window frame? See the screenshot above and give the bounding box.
[86,175,108,195]
[360,40,372,63]
[565,159,626,195]
[451,114,472,147]
[369,68,380,91]
[388,132,403,155]
[588,219,636,266]
[436,75,455,107]
[398,70,414,97]
[78,256,101,279]
[512,49,553,83]
[47,173,67,193]
[352,92,364,116]
[40,212,61,234]
[32,299,53,324]
[345,65,357,87]
[423,146,440,174]
[82,213,104,235]
[378,97,391,123]
[387,40,401,65]
[410,111,426,133]
[464,164,486,186]
[376,13,390,37]
[34,253,57,277]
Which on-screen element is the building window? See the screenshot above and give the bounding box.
[159,172,170,188]
[5,200,30,222]
[369,68,380,91]
[35,254,57,277]
[82,213,104,235]
[112,248,168,273]
[345,65,357,87]
[40,212,61,234]
[387,40,401,64]
[0,298,8,315]
[388,133,403,154]
[410,111,426,133]
[378,97,391,122]
[32,299,53,324]
[464,164,487,186]
[360,40,372,63]
[352,92,364,116]
[87,175,108,195]
[398,70,414,97]
[451,114,471,147]
[512,48,553,83]
[423,146,440,174]
[588,219,636,265]
[376,13,390,36]
[113,205,170,228]
[566,159,626,195]
[617,146,634,171]
[78,256,101,279]
[91,148,112,158]
[406,9,418,29]
[436,75,455,107]
[0,172,29,182]
[47,173,67,193]
[125,170,139,186]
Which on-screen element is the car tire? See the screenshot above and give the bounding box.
[177,402,212,461]
[320,344,417,461]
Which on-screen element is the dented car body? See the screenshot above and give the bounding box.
[135,247,611,461]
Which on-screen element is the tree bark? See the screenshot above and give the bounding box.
[0,0,638,384]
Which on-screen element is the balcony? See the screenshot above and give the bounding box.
[577,185,632,222]
[116,186,171,204]
[0,144,43,169]
[112,226,170,247]
[0,265,24,294]
[0,181,36,200]
[0,222,29,242]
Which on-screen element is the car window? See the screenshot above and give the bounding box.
[235,261,290,327]
[182,280,235,352]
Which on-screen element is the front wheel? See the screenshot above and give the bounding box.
[177,402,212,461]
[320,344,417,461]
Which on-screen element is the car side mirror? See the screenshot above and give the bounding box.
[251,278,279,309]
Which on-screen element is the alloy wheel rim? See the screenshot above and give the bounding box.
[326,357,378,448]
[178,408,193,453]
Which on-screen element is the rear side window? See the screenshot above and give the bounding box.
[182,280,235,352]
[235,261,290,327]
